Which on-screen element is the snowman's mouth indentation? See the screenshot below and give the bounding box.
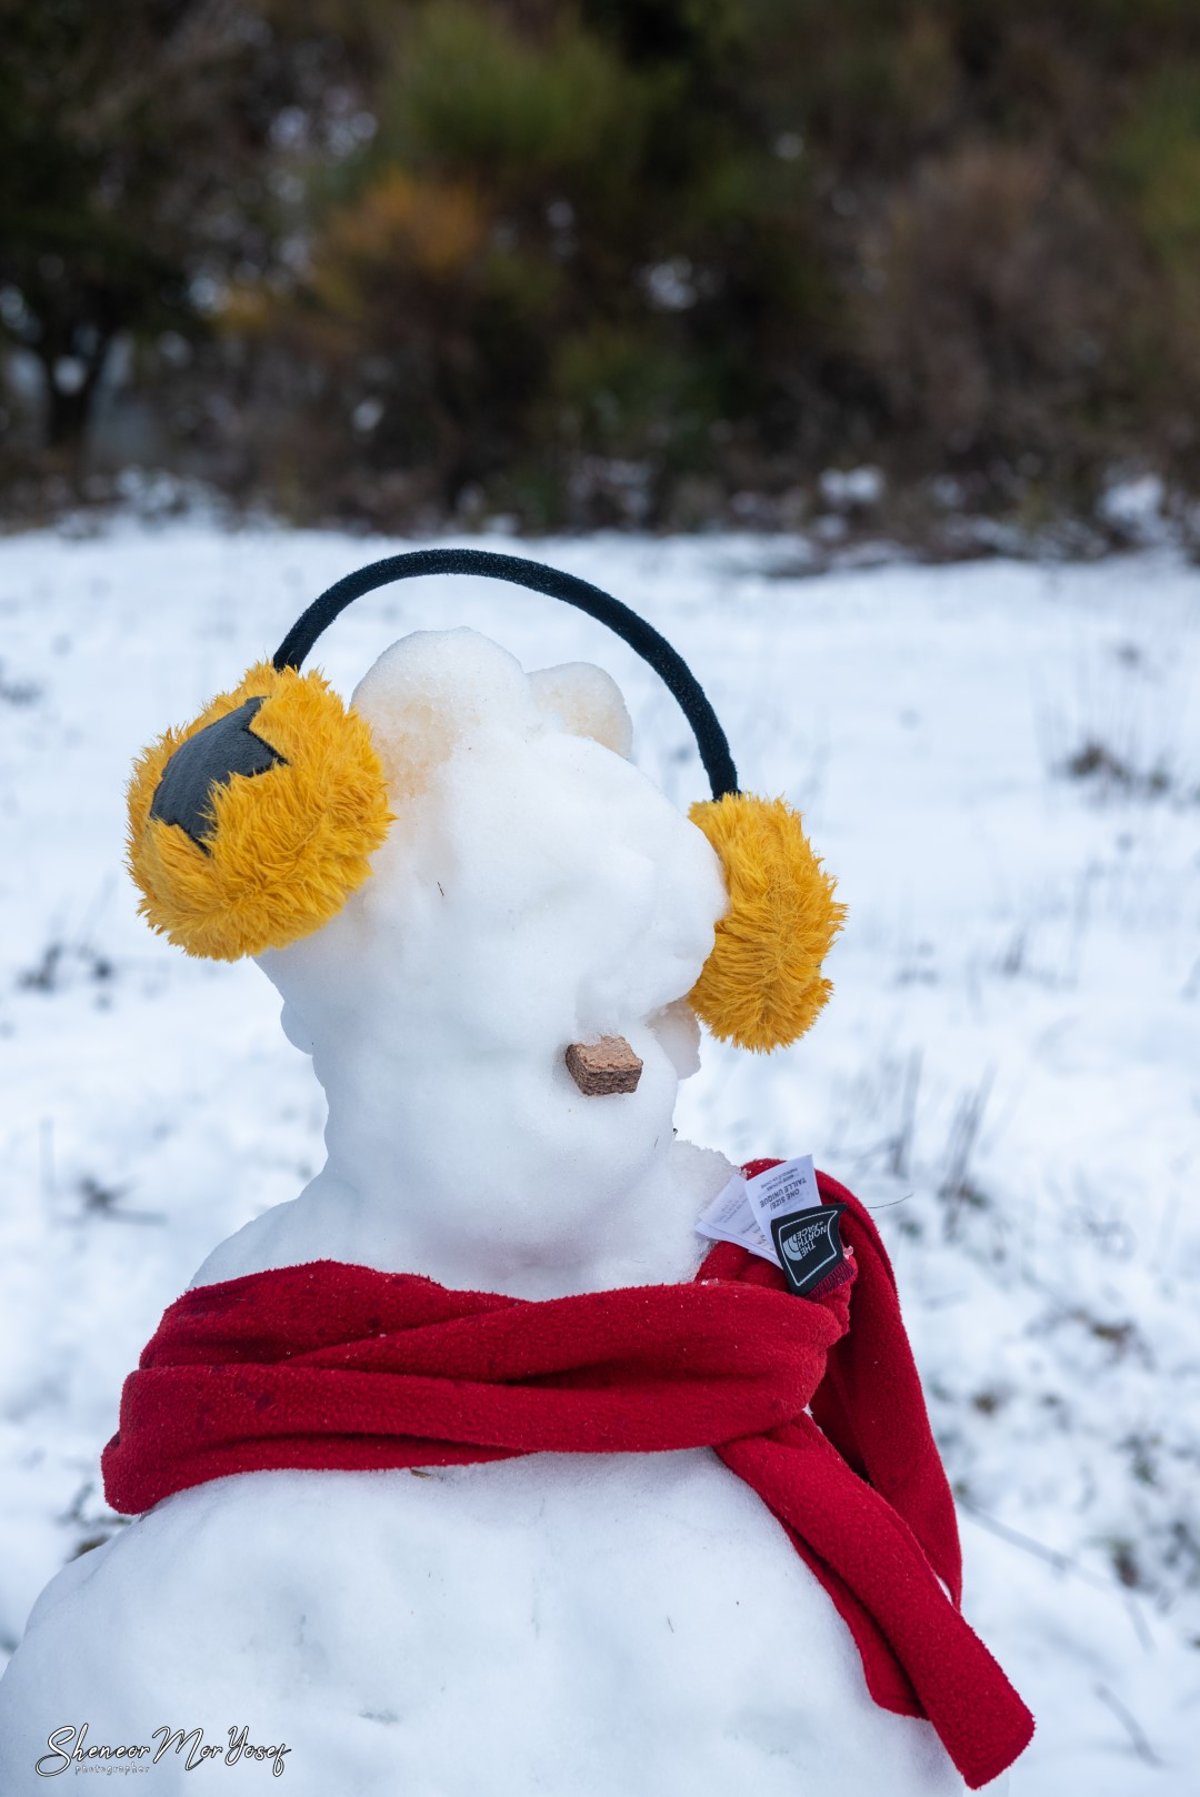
[565,1036,643,1096]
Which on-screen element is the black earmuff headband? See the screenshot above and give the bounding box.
[272,548,739,801]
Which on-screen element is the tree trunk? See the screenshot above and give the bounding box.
[39,340,110,459]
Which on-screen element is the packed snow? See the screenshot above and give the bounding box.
[210,624,730,1297]
[0,522,1197,1792]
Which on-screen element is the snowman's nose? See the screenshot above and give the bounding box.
[565,1036,643,1097]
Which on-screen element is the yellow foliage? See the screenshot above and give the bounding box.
[315,170,486,314]
[688,793,845,1053]
[127,663,394,960]
[217,281,275,337]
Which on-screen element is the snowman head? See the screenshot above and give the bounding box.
[243,626,728,1262]
[125,552,844,1274]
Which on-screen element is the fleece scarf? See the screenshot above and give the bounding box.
[101,1165,1033,1789]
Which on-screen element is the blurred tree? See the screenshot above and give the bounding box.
[257,0,833,518]
[0,0,346,459]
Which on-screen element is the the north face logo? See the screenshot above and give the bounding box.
[770,1202,848,1297]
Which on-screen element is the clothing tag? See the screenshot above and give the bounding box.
[770,1202,849,1297]
[695,1173,778,1266]
[743,1154,821,1239]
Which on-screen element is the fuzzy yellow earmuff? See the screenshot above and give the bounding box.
[127,549,844,1053]
[127,660,393,960]
[687,793,845,1052]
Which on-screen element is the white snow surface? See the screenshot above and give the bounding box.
[0,522,1197,1792]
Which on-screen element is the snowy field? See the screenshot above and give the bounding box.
[0,520,1197,1790]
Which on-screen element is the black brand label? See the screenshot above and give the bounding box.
[769,1202,848,1297]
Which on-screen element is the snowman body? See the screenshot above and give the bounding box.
[0,630,966,1793]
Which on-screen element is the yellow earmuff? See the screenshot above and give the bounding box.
[687,793,845,1052]
[127,660,392,961]
[127,549,843,1049]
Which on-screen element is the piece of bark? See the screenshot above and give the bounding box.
[565,1036,643,1096]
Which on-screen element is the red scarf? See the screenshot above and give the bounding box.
[102,1165,1032,1789]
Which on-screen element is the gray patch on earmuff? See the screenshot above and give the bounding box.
[150,697,286,853]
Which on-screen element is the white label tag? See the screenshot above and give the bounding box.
[743,1154,820,1239]
[695,1173,778,1265]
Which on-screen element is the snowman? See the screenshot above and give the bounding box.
[0,551,1031,1794]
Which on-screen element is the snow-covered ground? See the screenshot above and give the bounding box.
[0,521,1197,1790]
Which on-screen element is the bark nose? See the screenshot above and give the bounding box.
[565,1036,643,1096]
